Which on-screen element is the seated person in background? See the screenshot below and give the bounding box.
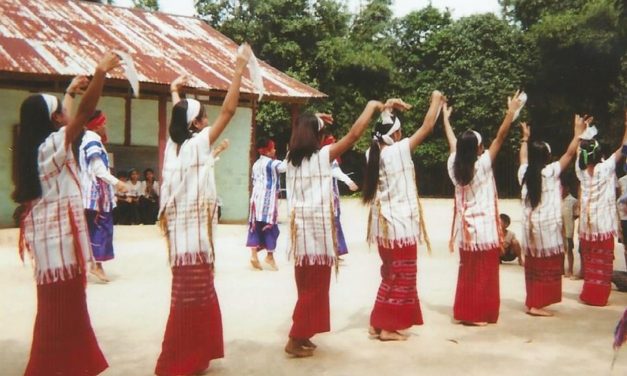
[500,213,523,265]
[113,170,129,224]
[122,168,142,224]
[139,168,159,224]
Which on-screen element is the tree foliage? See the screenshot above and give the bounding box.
[133,0,159,11]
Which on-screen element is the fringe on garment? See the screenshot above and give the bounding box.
[171,252,210,267]
[373,236,419,249]
[330,200,339,277]
[459,241,502,252]
[524,245,565,258]
[35,264,82,285]
[580,231,616,242]
[416,191,431,255]
[289,207,338,273]
[294,254,336,267]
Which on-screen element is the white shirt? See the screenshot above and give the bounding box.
[159,128,218,265]
[21,127,93,285]
[518,162,564,257]
[448,151,501,251]
[286,145,336,266]
[367,138,421,247]
[576,157,618,241]
[125,180,142,198]
[249,155,286,224]
[562,194,579,237]
[78,130,118,211]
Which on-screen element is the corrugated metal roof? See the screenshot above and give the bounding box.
[0,0,326,101]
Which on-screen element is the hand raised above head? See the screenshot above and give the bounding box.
[384,98,412,111]
[171,74,190,91]
[519,121,530,139]
[442,103,453,120]
[67,75,89,95]
[97,51,122,73]
[237,43,253,63]
[315,113,334,125]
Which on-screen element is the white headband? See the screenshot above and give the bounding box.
[374,110,401,145]
[316,115,325,131]
[544,142,552,154]
[472,130,482,146]
[41,94,58,119]
[186,99,201,126]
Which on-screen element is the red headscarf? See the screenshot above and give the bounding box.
[86,111,107,143]
[321,135,340,163]
[257,139,275,156]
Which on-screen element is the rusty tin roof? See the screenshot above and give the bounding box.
[0,0,326,101]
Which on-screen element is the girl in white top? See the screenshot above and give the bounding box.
[518,117,585,316]
[362,91,444,341]
[443,92,525,326]
[284,99,402,357]
[155,45,252,376]
[576,111,627,306]
[14,52,120,376]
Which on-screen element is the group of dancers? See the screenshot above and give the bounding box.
[12,42,627,375]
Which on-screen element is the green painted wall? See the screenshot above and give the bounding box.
[0,89,29,227]
[208,107,252,223]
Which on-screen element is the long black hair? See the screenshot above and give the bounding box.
[522,141,551,209]
[169,99,206,145]
[453,130,480,186]
[12,94,61,203]
[362,117,396,204]
[578,139,602,170]
[287,113,321,167]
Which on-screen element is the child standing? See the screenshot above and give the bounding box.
[362,92,444,341]
[444,92,525,325]
[247,137,286,271]
[13,52,120,376]
[561,178,579,277]
[576,112,627,306]
[518,118,584,316]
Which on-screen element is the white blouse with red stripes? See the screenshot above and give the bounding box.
[21,127,93,285]
[518,162,565,257]
[576,157,618,241]
[447,151,502,251]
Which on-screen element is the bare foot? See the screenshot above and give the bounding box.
[460,321,488,326]
[264,256,278,271]
[302,339,317,350]
[250,258,262,271]
[526,307,554,317]
[284,339,313,358]
[379,330,408,341]
[368,326,381,337]
[90,265,109,283]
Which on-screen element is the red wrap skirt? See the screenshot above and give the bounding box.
[453,247,500,323]
[579,237,615,306]
[524,253,564,309]
[289,264,332,339]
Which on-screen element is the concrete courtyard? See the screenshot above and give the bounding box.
[1,198,626,376]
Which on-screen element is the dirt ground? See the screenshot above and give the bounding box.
[1,198,626,376]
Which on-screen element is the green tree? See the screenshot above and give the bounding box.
[133,0,159,11]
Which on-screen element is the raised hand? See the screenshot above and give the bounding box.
[67,75,89,95]
[507,90,524,113]
[96,51,122,74]
[348,181,358,191]
[237,43,253,64]
[384,98,412,112]
[315,113,334,125]
[574,114,591,136]
[443,103,453,121]
[170,75,190,92]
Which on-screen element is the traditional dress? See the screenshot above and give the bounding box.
[246,155,286,251]
[79,130,118,262]
[331,160,354,256]
[139,179,160,224]
[518,162,565,309]
[286,145,336,340]
[367,138,423,330]
[448,151,501,323]
[576,157,618,306]
[156,127,223,376]
[20,127,108,376]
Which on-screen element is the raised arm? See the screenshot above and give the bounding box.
[209,44,252,144]
[613,109,627,162]
[211,138,230,159]
[65,52,120,147]
[558,115,587,171]
[169,75,189,106]
[329,100,384,161]
[408,90,444,150]
[519,121,530,165]
[442,103,456,153]
[62,76,88,119]
[488,90,525,162]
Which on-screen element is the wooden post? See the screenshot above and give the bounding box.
[157,95,167,179]
[248,98,257,196]
[290,103,300,129]
[124,96,131,146]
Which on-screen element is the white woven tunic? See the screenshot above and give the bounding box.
[78,130,118,212]
[576,157,618,241]
[21,127,93,285]
[286,145,336,266]
[159,128,218,265]
[367,138,421,247]
[447,151,501,251]
[249,155,286,224]
[518,162,564,257]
